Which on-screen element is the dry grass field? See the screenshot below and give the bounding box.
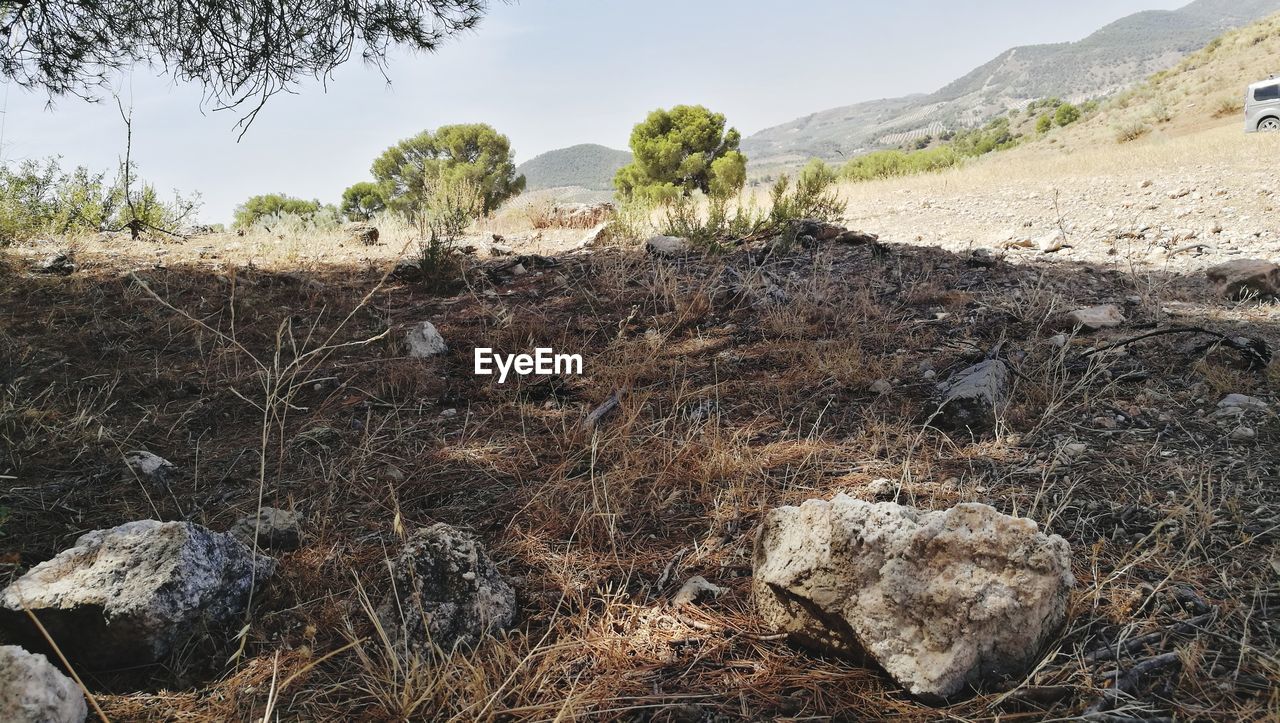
[2,12,1279,723]
[2,188,1277,720]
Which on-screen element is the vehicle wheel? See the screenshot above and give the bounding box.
[1260,117,1280,132]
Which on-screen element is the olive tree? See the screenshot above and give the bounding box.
[614,105,747,203]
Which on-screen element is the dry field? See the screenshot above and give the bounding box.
[1,183,1278,720]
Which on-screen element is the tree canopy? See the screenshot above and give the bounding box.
[233,193,323,229]
[614,105,747,203]
[0,1,491,128]
[341,182,387,221]
[371,123,525,216]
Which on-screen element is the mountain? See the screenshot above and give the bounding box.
[517,144,633,192]
[742,0,1280,175]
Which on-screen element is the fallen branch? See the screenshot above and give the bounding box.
[1076,326,1270,370]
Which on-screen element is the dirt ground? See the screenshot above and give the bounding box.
[1,203,1277,720]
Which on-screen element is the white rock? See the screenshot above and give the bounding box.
[406,321,448,358]
[124,451,177,486]
[753,495,1073,699]
[870,379,892,395]
[645,235,692,257]
[0,521,275,668]
[672,576,727,608]
[1062,305,1125,332]
[377,523,516,654]
[0,646,86,723]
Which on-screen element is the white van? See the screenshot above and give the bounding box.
[1246,78,1280,132]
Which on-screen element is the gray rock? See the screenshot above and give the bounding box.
[753,495,1072,699]
[933,359,1009,436]
[489,243,514,257]
[0,520,275,668]
[1062,304,1125,332]
[1215,393,1269,416]
[377,523,516,654]
[406,321,448,358]
[1230,426,1256,441]
[124,451,178,486]
[870,379,892,395]
[36,254,76,276]
[1206,259,1279,299]
[645,235,692,257]
[231,508,302,551]
[672,576,727,608]
[0,646,86,723]
[344,222,379,246]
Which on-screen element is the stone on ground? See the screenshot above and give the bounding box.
[0,646,86,723]
[377,523,516,653]
[231,507,303,551]
[646,235,692,258]
[344,222,379,246]
[753,494,1073,699]
[1206,259,1279,299]
[933,359,1009,435]
[0,520,276,668]
[1061,304,1125,332]
[124,450,178,486]
[406,321,448,358]
[672,576,727,608]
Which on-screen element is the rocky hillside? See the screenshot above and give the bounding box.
[516,143,632,192]
[742,0,1280,175]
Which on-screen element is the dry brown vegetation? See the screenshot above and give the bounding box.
[1,221,1277,720]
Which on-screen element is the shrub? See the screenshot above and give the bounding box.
[841,146,962,183]
[1036,114,1053,134]
[770,159,846,225]
[659,194,764,250]
[1115,121,1151,143]
[1213,96,1243,118]
[371,123,524,218]
[614,105,747,203]
[234,193,322,229]
[1054,103,1081,127]
[0,157,195,243]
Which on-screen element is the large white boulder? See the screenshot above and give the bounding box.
[753,495,1073,699]
[0,520,275,668]
[0,646,86,723]
[378,523,516,654]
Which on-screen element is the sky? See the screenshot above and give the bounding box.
[0,0,1189,224]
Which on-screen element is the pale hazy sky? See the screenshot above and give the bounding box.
[0,0,1187,223]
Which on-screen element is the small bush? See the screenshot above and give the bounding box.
[1115,122,1151,143]
[1036,114,1053,134]
[1054,103,1081,127]
[1213,96,1243,118]
[659,194,765,250]
[523,197,556,230]
[841,145,963,183]
[0,157,197,244]
[771,160,846,225]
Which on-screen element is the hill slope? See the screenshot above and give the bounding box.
[516,144,632,192]
[742,0,1280,175]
